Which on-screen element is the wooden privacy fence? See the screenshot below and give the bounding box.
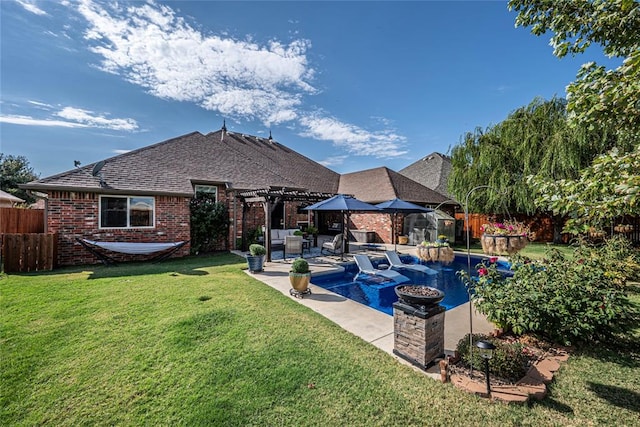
[454,213,555,241]
[1,233,57,273]
[0,208,44,233]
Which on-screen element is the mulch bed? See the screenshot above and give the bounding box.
[445,332,572,403]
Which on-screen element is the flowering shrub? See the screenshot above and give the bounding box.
[458,237,639,346]
[480,220,531,237]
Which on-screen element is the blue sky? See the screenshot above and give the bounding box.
[0,1,620,179]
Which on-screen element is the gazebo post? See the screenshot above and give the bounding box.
[264,199,272,262]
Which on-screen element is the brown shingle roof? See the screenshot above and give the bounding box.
[338,166,449,205]
[399,152,456,200]
[22,130,341,196]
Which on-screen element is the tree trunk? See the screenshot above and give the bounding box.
[552,214,564,244]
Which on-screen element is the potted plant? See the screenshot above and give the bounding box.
[416,239,455,264]
[246,244,266,273]
[480,220,530,255]
[306,226,319,247]
[289,257,312,297]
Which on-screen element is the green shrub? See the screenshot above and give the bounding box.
[456,334,530,382]
[189,194,229,254]
[290,258,310,274]
[249,244,266,256]
[461,237,639,345]
[293,230,304,236]
[306,226,318,235]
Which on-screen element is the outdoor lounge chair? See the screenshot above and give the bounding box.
[284,235,303,260]
[384,250,438,275]
[353,254,409,283]
[321,234,342,255]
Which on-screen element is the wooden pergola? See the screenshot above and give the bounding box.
[237,187,337,261]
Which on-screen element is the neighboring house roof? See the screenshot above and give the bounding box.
[0,189,25,206]
[22,130,341,196]
[338,166,450,205]
[399,152,456,200]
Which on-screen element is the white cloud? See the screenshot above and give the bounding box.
[0,114,88,128]
[74,0,316,126]
[27,100,54,109]
[56,107,138,131]
[68,1,409,160]
[112,149,131,154]
[318,155,348,167]
[16,0,47,16]
[0,104,138,131]
[299,114,408,158]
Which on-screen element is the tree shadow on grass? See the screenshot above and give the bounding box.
[587,382,640,413]
[530,396,574,415]
[7,253,247,280]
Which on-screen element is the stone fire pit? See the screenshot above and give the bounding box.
[393,285,445,370]
[395,285,445,308]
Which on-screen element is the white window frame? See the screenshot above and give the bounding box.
[194,185,218,201]
[99,195,155,229]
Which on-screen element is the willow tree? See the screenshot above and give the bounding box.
[449,97,618,241]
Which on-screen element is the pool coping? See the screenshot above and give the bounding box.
[239,244,496,376]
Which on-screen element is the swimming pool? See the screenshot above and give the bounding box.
[310,254,511,315]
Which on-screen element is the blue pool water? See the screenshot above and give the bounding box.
[311,254,511,315]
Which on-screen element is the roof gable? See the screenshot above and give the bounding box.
[399,152,455,200]
[338,166,449,204]
[22,130,341,196]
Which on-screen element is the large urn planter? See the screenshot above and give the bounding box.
[480,234,528,255]
[416,245,455,264]
[289,258,312,298]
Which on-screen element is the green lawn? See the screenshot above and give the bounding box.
[452,241,574,260]
[1,254,638,426]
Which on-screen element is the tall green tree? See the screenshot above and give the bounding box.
[531,145,640,234]
[449,97,616,215]
[508,0,640,144]
[0,154,40,205]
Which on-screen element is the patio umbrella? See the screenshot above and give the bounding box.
[375,198,433,251]
[304,194,381,260]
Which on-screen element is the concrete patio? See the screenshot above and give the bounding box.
[238,241,495,376]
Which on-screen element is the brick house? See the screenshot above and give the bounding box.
[22,126,452,266]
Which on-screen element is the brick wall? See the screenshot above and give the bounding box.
[48,191,191,266]
[349,212,399,244]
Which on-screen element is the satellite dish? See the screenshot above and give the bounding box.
[92,160,106,177]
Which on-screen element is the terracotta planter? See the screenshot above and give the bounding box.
[481,234,528,255]
[398,235,409,245]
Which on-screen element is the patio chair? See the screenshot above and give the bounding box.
[321,234,342,255]
[284,235,303,260]
[353,254,409,283]
[384,250,438,275]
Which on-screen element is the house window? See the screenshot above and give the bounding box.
[195,185,218,201]
[100,196,155,228]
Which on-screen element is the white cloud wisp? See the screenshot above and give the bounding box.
[300,115,408,159]
[0,104,138,131]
